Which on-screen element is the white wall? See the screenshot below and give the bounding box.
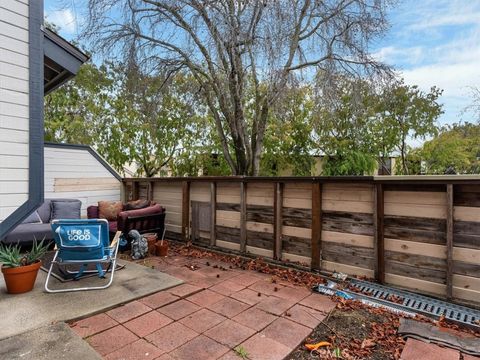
[44,146,121,217]
[0,0,30,221]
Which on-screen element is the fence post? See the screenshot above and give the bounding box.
[147,181,154,201]
[210,182,217,247]
[240,181,247,253]
[182,181,191,242]
[374,183,385,283]
[273,182,284,260]
[131,181,139,201]
[446,184,454,300]
[311,181,322,271]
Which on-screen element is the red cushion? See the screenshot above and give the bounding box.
[109,221,118,233]
[87,205,99,219]
[117,204,165,231]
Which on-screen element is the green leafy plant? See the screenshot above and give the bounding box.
[0,239,49,268]
[234,346,250,359]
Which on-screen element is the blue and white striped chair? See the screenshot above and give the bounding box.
[45,219,121,293]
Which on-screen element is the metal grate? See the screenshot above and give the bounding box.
[348,279,480,330]
[313,278,480,330]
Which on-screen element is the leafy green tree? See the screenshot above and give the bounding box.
[377,81,443,174]
[314,78,379,175]
[45,62,207,176]
[412,122,480,174]
[260,86,316,176]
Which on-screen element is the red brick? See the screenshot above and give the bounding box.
[179,308,226,333]
[70,313,118,338]
[207,297,250,318]
[274,286,311,302]
[255,296,296,316]
[463,354,480,360]
[139,291,179,309]
[210,280,246,296]
[196,266,239,280]
[261,317,312,348]
[248,279,285,296]
[187,289,226,307]
[232,273,264,287]
[123,311,172,338]
[154,354,175,360]
[157,299,201,320]
[283,304,326,328]
[165,267,208,282]
[240,333,291,360]
[401,338,459,360]
[230,288,267,306]
[169,335,229,360]
[233,308,276,331]
[145,322,198,353]
[168,283,202,298]
[106,301,152,323]
[217,351,242,360]
[205,319,256,348]
[87,325,138,356]
[104,339,163,360]
[190,276,224,289]
[299,294,336,313]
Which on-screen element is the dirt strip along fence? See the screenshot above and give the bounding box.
[123,176,480,307]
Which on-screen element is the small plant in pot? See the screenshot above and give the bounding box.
[0,239,49,294]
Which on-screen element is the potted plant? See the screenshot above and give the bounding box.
[0,239,49,294]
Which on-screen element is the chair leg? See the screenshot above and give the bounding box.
[44,250,60,293]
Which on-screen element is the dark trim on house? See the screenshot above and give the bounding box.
[43,28,89,95]
[0,0,45,240]
[44,142,122,181]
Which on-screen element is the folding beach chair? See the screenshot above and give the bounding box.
[45,219,121,293]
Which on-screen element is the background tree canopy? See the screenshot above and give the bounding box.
[44,0,467,177]
[79,0,393,175]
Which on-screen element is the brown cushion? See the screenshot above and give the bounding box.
[124,199,151,211]
[98,201,123,221]
[117,204,164,231]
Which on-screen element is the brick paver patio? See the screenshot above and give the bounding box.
[69,253,476,360]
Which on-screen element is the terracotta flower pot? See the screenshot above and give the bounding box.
[155,241,168,257]
[144,233,158,256]
[1,261,41,294]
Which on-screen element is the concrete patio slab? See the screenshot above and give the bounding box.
[0,260,182,340]
[0,322,101,360]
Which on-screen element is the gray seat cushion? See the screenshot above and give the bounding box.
[2,223,54,246]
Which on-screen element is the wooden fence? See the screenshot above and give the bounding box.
[123,176,480,306]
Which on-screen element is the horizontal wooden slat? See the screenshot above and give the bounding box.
[385,250,445,270]
[384,203,446,219]
[282,234,310,257]
[384,215,446,244]
[322,241,374,270]
[385,261,446,284]
[322,261,374,278]
[384,238,446,259]
[452,261,480,278]
[385,273,445,296]
[453,247,480,263]
[453,206,480,222]
[322,230,373,248]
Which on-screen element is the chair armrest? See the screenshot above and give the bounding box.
[110,231,122,249]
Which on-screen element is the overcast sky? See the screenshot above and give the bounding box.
[45,0,480,127]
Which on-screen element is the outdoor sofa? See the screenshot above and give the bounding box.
[87,200,166,240]
[0,199,82,247]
